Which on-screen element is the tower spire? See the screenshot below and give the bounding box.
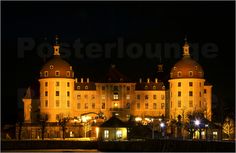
[182,36,190,57]
[53,35,60,56]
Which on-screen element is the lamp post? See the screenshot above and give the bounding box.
[160,122,165,138]
[205,124,208,140]
[194,119,201,139]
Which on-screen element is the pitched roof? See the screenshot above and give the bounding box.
[105,65,129,83]
[100,116,127,127]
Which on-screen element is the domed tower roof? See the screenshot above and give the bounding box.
[40,36,74,78]
[170,39,204,79]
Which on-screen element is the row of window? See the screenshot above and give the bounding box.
[101,86,131,91]
[171,70,203,78]
[45,82,70,87]
[176,82,202,87]
[44,100,70,108]
[45,91,70,97]
[170,100,201,108]
[177,91,202,97]
[43,71,72,77]
[137,103,165,109]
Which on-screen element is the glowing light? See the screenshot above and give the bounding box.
[194,119,200,126]
[95,127,99,138]
[135,117,142,122]
[160,122,165,128]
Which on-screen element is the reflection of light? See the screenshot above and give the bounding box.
[160,122,165,128]
[96,127,99,138]
[115,113,119,116]
[158,118,162,121]
[205,124,208,128]
[81,116,91,122]
[135,117,142,122]
[194,119,200,126]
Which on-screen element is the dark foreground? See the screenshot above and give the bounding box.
[2,139,235,152]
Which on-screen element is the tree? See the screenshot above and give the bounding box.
[223,117,235,139]
[39,113,48,140]
[57,114,70,140]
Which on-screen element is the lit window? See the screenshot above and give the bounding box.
[70,66,72,70]
[189,91,193,96]
[102,103,105,109]
[137,103,140,109]
[137,95,140,99]
[56,100,60,107]
[92,103,95,109]
[104,130,109,139]
[50,65,54,69]
[177,71,182,77]
[66,71,70,77]
[85,103,88,109]
[56,91,59,96]
[153,103,157,109]
[85,85,88,90]
[116,130,122,139]
[45,91,48,96]
[189,100,193,107]
[45,100,48,107]
[45,82,48,87]
[145,95,148,100]
[113,93,119,100]
[189,71,193,77]
[67,91,70,97]
[189,82,193,86]
[145,85,148,90]
[174,67,176,70]
[204,89,207,94]
[161,95,165,100]
[67,101,70,107]
[126,95,130,100]
[145,103,148,109]
[178,82,181,87]
[55,71,60,77]
[178,91,181,97]
[56,82,60,86]
[77,95,81,99]
[161,103,165,109]
[44,71,48,77]
[178,101,181,107]
[77,103,80,109]
[153,95,157,99]
[67,82,70,87]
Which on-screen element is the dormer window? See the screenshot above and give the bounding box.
[174,67,177,70]
[189,71,193,77]
[177,71,182,77]
[70,66,72,70]
[44,71,48,77]
[55,71,60,77]
[66,71,70,77]
[85,85,88,90]
[195,66,198,70]
[145,85,148,90]
[153,86,156,90]
[50,65,54,69]
[77,86,80,90]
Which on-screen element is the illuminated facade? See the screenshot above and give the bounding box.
[21,37,212,139]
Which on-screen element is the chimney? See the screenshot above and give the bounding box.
[87,78,89,83]
[147,78,150,83]
[139,78,142,83]
[75,78,78,83]
[155,78,158,83]
[81,78,83,83]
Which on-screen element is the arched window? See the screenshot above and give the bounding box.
[189,71,193,77]
[177,71,182,77]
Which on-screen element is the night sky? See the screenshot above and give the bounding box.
[2,1,235,124]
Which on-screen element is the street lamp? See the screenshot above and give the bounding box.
[205,124,208,140]
[160,122,165,138]
[194,119,200,126]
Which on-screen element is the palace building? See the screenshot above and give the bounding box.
[20,37,212,139]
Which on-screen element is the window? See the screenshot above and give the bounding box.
[161,103,165,109]
[66,71,70,77]
[199,92,202,97]
[102,86,105,90]
[56,91,59,96]
[67,82,70,87]
[45,100,48,107]
[126,103,130,109]
[44,71,48,77]
[174,67,176,70]
[67,101,70,107]
[153,103,157,109]
[56,82,60,86]
[161,95,165,100]
[137,95,140,99]
[178,82,181,87]
[113,93,119,100]
[145,95,148,100]
[145,103,148,109]
[104,130,109,139]
[189,82,193,86]
[177,71,182,77]
[84,95,88,99]
[45,82,48,87]
[102,103,105,109]
[178,101,181,107]
[178,92,181,97]
[199,101,201,107]
[199,82,202,87]
[55,71,60,76]
[77,86,80,90]
[92,103,95,109]
[113,86,118,91]
[85,103,88,109]
[137,103,140,109]
[189,100,193,107]
[50,65,54,69]
[153,86,156,90]
[126,95,130,100]
[195,66,198,70]
[127,86,130,91]
[116,130,122,139]
[144,85,148,90]
[91,95,95,99]
[45,91,48,96]
[56,100,60,107]
[204,89,207,94]
[85,85,88,90]
[77,103,80,109]
[153,95,157,99]
[77,95,81,99]
[189,91,193,96]
[189,71,193,77]
[67,91,70,97]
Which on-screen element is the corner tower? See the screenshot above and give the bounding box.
[39,36,75,122]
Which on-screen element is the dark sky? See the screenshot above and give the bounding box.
[2,1,235,123]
